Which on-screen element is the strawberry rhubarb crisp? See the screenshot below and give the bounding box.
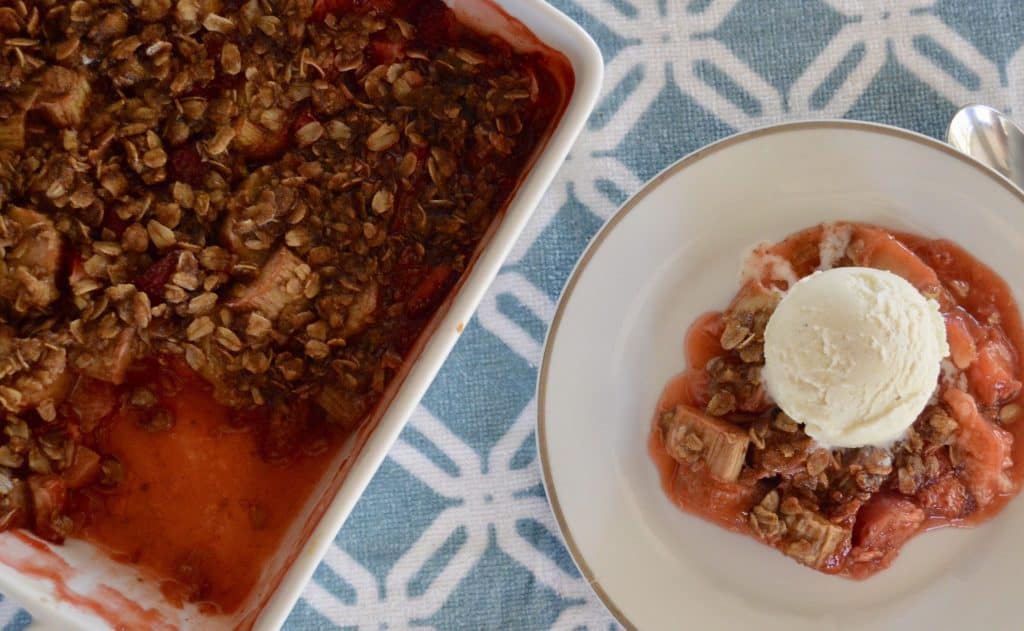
[651,222,1024,577]
[0,0,569,612]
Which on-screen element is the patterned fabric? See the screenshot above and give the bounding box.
[7,1,1024,629]
[285,1,1024,629]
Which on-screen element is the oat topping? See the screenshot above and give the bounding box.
[0,0,562,542]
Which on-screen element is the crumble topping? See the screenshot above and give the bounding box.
[0,0,561,541]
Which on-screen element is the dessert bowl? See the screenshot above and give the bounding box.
[538,121,1024,630]
[0,0,602,629]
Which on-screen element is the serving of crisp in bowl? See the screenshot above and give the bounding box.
[0,0,601,628]
[539,121,1024,630]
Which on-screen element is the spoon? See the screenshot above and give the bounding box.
[947,104,1024,190]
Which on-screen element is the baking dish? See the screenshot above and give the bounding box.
[0,1,602,628]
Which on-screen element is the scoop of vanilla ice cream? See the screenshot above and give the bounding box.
[762,267,949,448]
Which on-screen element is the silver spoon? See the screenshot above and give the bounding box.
[947,104,1024,190]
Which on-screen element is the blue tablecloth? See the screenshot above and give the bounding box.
[9,1,1024,629]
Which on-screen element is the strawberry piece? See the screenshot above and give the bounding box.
[312,0,400,20]
[945,309,978,369]
[852,493,924,560]
[64,446,102,490]
[67,376,120,430]
[917,476,976,519]
[850,225,942,296]
[68,254,85,287]
[407,264,453,316]
[685,312,725,370]
[671,465,760,531]
[28,475,68,543]
[367,35,405,66]
[167,143,204,186]
[135,250,180,300]
[945,388,1015,507]
[413,0,459,47]
[101,210,131,237]
[968,334,1022,406]
[290,107,319,137]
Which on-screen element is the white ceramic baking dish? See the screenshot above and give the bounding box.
[0,2,602,629]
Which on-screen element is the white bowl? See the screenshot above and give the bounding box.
[0,3,602,629]
[538,121,1024,631]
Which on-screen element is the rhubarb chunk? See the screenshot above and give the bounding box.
[661,404,750,482]
[33,67,90,128]
[227,248,310,319]
[27,474,68,542]
[342,281,379,337]
[0,111,25,151]
[232,116,289,160]
[0,329,71,414]
[782,502,850,569]
[75,328,138,385]
[315,385,368,428]
[0,206,63,313]
[725,280,781,318]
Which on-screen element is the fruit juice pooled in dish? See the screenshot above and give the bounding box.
[650,222,1024,577]
[0,0,572,617]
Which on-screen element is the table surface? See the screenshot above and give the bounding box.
[9,0,1024,629]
